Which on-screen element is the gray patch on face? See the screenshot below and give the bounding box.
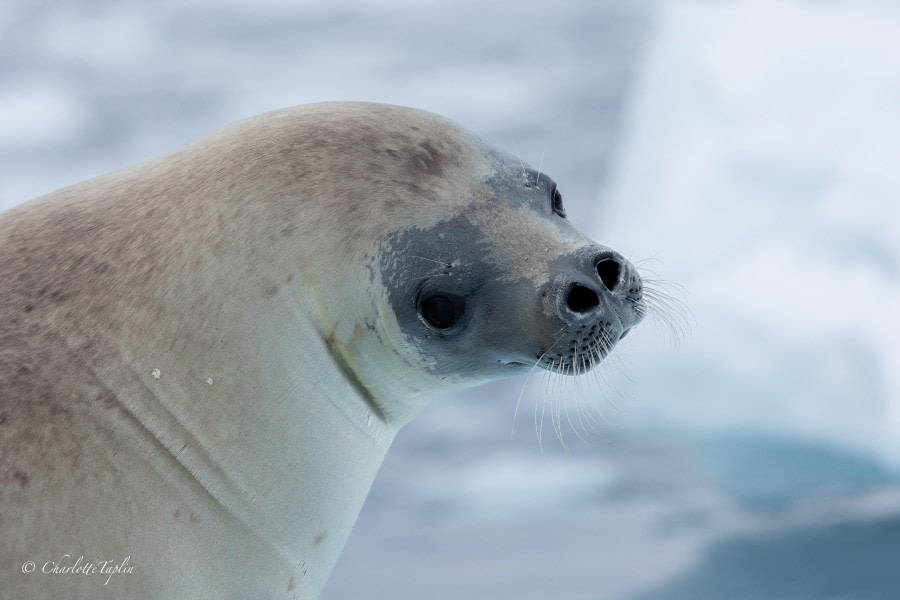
[377,152,644,381]
[379,213,543,380]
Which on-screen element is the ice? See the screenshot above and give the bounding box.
[602,0,900,468]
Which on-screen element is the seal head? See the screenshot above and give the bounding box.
[378,158,643,394]
[258,103,644,427]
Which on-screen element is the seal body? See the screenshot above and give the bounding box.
[0,102,643,598]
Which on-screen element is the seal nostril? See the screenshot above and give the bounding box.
[596,259,621,292]
[566,284,600,314]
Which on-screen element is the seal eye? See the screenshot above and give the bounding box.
[551,187,566,218]
[420,294,464,330]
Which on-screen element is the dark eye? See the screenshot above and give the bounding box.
[551,187,566,218]
[420,294,464,330]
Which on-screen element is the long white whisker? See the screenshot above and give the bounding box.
[509,255,686,448]
[514,328,569,441]
[513,142,527,178]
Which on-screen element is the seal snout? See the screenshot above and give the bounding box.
[596,257,623,293]
[564,256,625,315]
[539,248,643,373]
[559,250,639,322]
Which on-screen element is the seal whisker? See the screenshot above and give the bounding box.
[642,292,690,346]
[535,360,554,454]
[574,390,595,438]
[597,329,634,408]
[572,347,598,437]
[582,371,615,431]
[554,395,567,449]
[600,332,633,386]
[555,362,574,447]
[526,318,643,445]
[556,354,579,446]
[634,264,693,347]
[409,255,454,268]
[567,351,593,444]
[641,284,690,323]
[537,360,557,441]
[588,349,614,432]
[579,336,625,425]
[511,327,568,441]
[562,360,579,446]
[549,360,560,446]
[569,376,589,444]
[513,141,528,179]
[535,150,546,183]
[546,361,568,449]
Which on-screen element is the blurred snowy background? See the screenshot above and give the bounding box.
[3,0,899,598]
